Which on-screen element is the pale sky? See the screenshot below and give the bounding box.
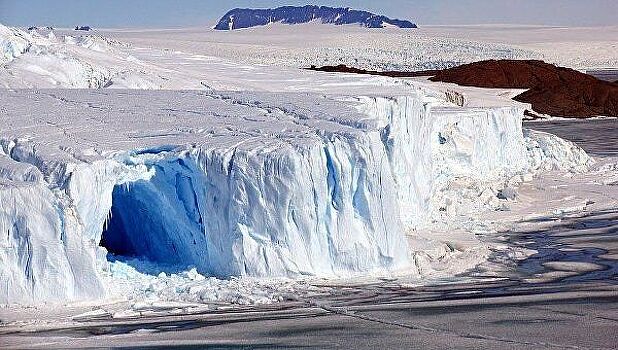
[0,0,616,28]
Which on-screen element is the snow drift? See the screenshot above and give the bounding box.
[0,24,163,89]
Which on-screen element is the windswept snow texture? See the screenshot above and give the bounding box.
[214,6,416,30]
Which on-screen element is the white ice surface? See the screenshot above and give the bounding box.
[0,23,595,305]
[99,23,618,71]
[3,24,617,90]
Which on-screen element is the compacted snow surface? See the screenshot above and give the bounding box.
[0,23,598,306]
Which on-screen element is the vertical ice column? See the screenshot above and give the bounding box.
[358,95,528,228]
[0,182,105,303]
[168,133,410,277]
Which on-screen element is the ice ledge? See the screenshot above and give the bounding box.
[0,89,592,304]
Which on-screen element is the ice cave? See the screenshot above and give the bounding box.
[100,183,185,265]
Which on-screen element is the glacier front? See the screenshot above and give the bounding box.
[0,87,591,304]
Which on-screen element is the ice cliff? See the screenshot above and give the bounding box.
[0,23,32,63]
[0,88,592,304]
[0,24,164,89]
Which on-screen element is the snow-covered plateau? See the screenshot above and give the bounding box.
[99,23,618,72]
[0,23,597,305]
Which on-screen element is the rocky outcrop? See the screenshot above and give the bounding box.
[307,64,437,77]
[309,61,618,118]
[428,60,618,118]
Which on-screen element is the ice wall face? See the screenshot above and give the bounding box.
[0,89,592,304]
[0,183,100,303]
[189,134,406,277]
[0,24,32,63]
[98,135,407,279]
[0,139,154,303]
[0,133,408,303]
[358,96,530,226]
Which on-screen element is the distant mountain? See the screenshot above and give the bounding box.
[214,5,417,30]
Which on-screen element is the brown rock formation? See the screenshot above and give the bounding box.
[429,60,618,118]
[307,64,439,77]
[308,60,618,118]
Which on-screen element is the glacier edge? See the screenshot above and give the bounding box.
[0,89,592,304]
